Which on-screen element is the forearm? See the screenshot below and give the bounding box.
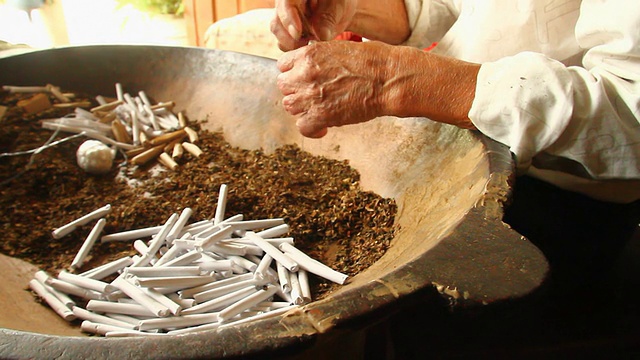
[381,45,480,128]
[349,0,411,44]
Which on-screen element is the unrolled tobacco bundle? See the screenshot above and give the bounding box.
[29,184,348,336]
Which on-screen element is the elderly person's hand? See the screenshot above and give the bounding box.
[270,0,357,51]
[277,40,480,138]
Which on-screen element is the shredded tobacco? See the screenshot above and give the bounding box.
[0,89,396,299]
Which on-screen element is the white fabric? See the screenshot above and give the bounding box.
[404,0,640,203]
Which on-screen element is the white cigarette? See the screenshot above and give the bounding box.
[140,287,183,315]
[138,313,219,331]
[166,207,193,243]
[34,270,75,307]
[297,269,311,302]
[254,254,273,281]
[158,250,202,267]
[126,266,201,277]
[29,279,76,321]
[180,286,257,315]
[179,273,254,299]
[135,275,214,289]
[218,284,279,322]
[133,213,178,267]
[45,277,104,300]
[288,271,304,305]
[192,278,264,304]
[167,321,220,335]
[181,219,213,233]
[227,255,258,272]
[86,300,156,317]
[158,152,178,170]
[195,225,233,251]
[153,243,186,267]
[105,330,166,337]
[218,304,298,329]
[115,83,124,101]
[3,85,49,93]
[246,232,298,272]
[214,184,228,225]
[58,270,117,294]
[112,277,170,317]
[279,243,349,285]
[131,110,140,146]
[52,204,111,239]
[71,218,106,270]
[81,320,131,336]
[226,218,285,231]
[273,262,290,293]
[255,224,290,239]
[183,126,198,143]
[168,293,195,309]
[79,256,133,280]
[196,259,233,273]
[101,226,162,243]
[72,306,135,329]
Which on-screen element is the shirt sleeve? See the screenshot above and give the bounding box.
[402,0,460,49]
[469,0,640,185]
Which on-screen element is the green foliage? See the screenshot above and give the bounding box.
[116,0,183,15]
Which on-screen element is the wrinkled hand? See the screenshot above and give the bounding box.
[277,41,393,138]
[271,0,357,51]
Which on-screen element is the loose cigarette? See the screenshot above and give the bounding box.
[153,243,186,267]
[280,243,349,285]
[91,99,123,113]
[196,259,234,273]
[72,306,134,329]
[147,129,186,147]
[112,277,170,317]
[177,111,188,128]
[101,226,162,243]
[225,218,285,231]
[126,266,201,277]
[227,255,258,272]
[58,270,117,294]
[81,320,132,336]
[254,254,273,281]
[180,286,257,315]
[276,262,291,293]
[167,321,220,335]
[297,269,311,302]
[166,208,192,243]
[104,330,166,337]
[158,152,179,170]
[52,204,111,239]
[53,101,91,108]
[182,142,203,157]
[46,84,71,103]
[111,119,133,144]
[138,313,219,331]
[159,250,202,267]
[135,275,214,289]
[80,256,133,280]
[218,284,279,322]
[172,142,183,158]
[246,232,298,272]
[29,279,76,321]
[183,126,198,143]
[71,218,106,270]
[196,225,233,251]
[168,293,195,309]
[193,278,263,304]
[3,85,49,93]
[255,224,290,239]
[86,300,156,317]
[214,184,228,225]
[179,273,254,299]
[115,83,124,101]
[133,213,178,267]
[45,277,105,300]
[18,93,51,114]
[218,305,298,329]
[140,287,182,315]
[131,110,140,145]
[130,144,165,166]
[288,271,304,305]
[150,101,175,111]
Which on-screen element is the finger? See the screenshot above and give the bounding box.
[297,118,328,138]
[275,0,303,40]
[271,16,307,52]
[281,94,307,115]
[276,50,299,72]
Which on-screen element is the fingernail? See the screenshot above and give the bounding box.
[287,24,300,40]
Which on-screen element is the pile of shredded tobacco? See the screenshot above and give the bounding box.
[0,89,397,299]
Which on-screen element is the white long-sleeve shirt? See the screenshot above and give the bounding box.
[404,0,640,203]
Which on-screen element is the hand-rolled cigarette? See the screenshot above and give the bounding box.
[34,270,75,307]
[111,119,133,144]
[53,101,92,108]
[167,321,220,335]
[126,266,201,277]
[153,243,186,267]
[91,99,123,113]
[288,271,304,305]
[166,208,192,243]
[183,126,198,143]
[255,224,290,239]
[138,313,219,331]
[279,243,349,285]
[171,142,184,159]
[80,256,133,280]
[180,286,257,315]
[179,273,254,299]
[159,250,202,267]
[177,111,188,128]
[71,218,106,270]
[140,287,182,316]
[101,226,162,243]
[214,184,228,225]
[193,278,264,304]
[254,254,273,281]
[104,330,166,337]
[81,320,132,336]
[45,277,105,300]
[131,110,140,145]
[130,144,165,166]
[196,225,233,251]
[135,275,214,289]
[17,93,51,114]
[132,213,178,267]
[146,129,187,146]
[227,255,258,273]
[58,270,117,294]
[225,218,285,231]
[3,85,49,93]
[86,300,156,317]
[218,304,298,329]
[29,279,76,321]
[297,269,312,303]
[196,259,234,273]
[52,204,111,239]
[218,284,279,322]
[246,232,298,272]
[47,84,71,103]
[181,142,203,157]
[150,101,175,111]
[112,277,170,317]
[158,151,179,170]
[276,261,291,293]
[72,306,135,329]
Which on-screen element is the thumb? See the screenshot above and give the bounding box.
[312,3,343,41]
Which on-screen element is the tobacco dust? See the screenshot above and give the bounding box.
[0,89,397,299]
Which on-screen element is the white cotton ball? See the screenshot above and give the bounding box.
[76,140,115,175]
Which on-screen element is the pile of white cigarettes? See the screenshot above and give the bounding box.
[29,184,348,337]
